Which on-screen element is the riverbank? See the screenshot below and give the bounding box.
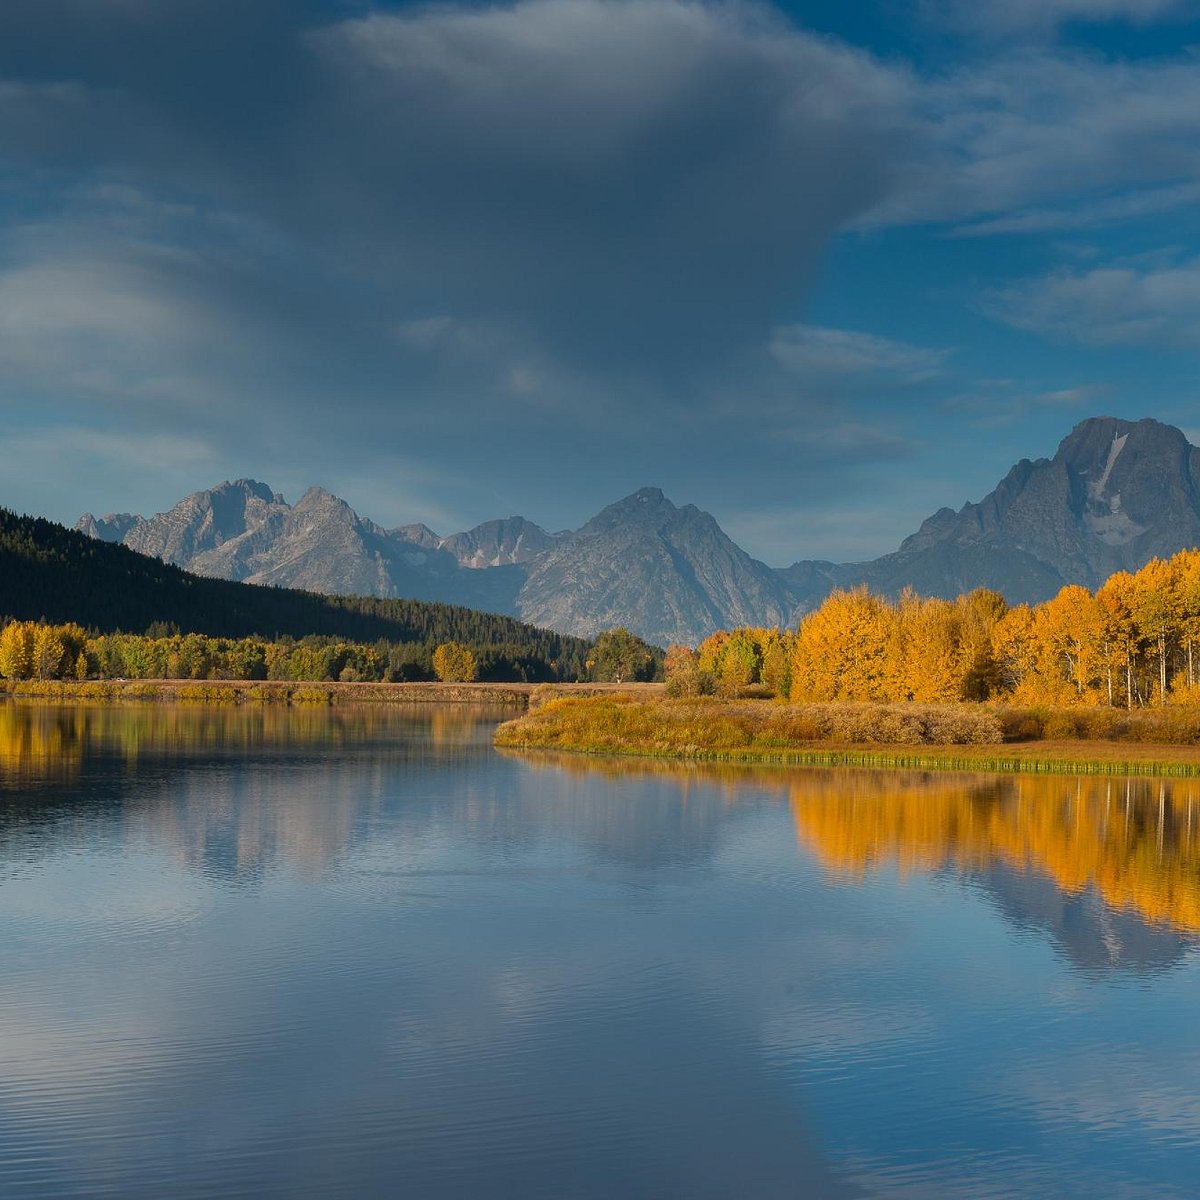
[0,678,661,706]
[494,693,1200,776]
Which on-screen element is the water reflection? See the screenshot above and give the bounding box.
[787,771,1200,939]
[0,701,505,879]
[5,701,1199,947]
[515,751,1200,949]
[0,701,499,783]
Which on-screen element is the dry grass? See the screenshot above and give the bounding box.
[494,694,1200,776]
[997,705,1200,744]
[496,695,1003,752]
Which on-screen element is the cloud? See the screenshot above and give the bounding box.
[989,255,1200,345]
[0,425,220,525]
[300,0,918,360]
[872,50,1200,229]
[950,181,1200,237]
[724,495,939,563]
[769,325,948,382]
[944,380,1111,429]
[1034,384,1108,406]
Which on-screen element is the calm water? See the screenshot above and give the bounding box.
[1,703,1198,1199]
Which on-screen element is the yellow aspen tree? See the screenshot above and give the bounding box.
[1097,571,1141,708]
[897,592,960,702]
[758,629,794,699]
[1130,558,1175,705]
[718,629,761,695]
[696,631,729,677]
[791,588,893,702]
[1168,549,1200,692]
[1034,586,1105,704]
[432,641,478,683]
[0,622,37,680]
[991,604,1039,702]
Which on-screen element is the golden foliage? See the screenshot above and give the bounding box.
[431,641,478,683]
[790,771,1200,933]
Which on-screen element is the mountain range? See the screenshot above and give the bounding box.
[77,417,1200,646]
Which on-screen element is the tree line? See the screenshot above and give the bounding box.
[0,623,491,684]
[667,548,1200,707]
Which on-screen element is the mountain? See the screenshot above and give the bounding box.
[973,862,1195,975]
[75,417,1200,644]
[77,480,550,614]
[783,416,1200,608]
[1,508,591,680]
[437,517,560,568]
[79,483,794,646]
[515,488,795,645]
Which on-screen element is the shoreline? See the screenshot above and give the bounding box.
[0,679,660,707]
[495,739,1200,777]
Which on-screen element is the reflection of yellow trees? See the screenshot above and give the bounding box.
[0,706,83,783]
[0,701,505,785]
[0,702,507,876]
[790,771,1200,933]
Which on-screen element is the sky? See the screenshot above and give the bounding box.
[2,0,1200,566]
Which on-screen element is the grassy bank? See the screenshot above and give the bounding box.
[0,678,663,707]
[494,694,1200,776]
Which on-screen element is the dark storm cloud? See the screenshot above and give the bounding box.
[300,2,918,360]
[0,0,918,365]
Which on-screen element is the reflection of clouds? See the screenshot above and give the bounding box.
[139,767,369,880]
[995,1049,1200,1144]
[830,1148,1166,1200]
[760,1002,934,1067]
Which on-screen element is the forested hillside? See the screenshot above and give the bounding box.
[0,509,591,681]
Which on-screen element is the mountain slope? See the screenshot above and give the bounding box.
[515,488,796,645]
[77,481,544,615]
[784,417,1200,608]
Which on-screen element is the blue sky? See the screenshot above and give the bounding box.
[2,0,1200,564]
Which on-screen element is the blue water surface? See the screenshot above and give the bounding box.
[0,702,1196,1198]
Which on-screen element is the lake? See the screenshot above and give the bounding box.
[0,702,1197,1198]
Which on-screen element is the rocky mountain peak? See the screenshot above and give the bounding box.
[75,512,140,543]
[1054,416,1185,466]
[580,487,677,536]
[225,478,282,505]
[785,414,1200,609]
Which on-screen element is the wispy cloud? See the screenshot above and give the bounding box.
[949,181,1200,237]
[988,255,1200,346]
[769,325,948,382]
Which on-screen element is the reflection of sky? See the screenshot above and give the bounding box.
[1,711,1198,1197]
